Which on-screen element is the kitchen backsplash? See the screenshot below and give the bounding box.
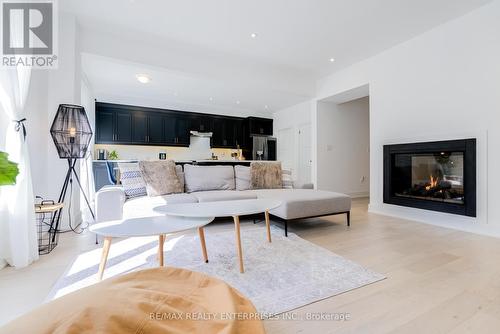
[94,144,238,161]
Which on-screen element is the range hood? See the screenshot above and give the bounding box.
[190,130,213,137]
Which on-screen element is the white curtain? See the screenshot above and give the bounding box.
[0,17,38,268]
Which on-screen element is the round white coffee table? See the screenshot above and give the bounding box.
[90,215,214,280]
[154,199,282,273]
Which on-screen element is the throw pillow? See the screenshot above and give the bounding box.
[282,168,293,189]
[234,165,251,190]
[117,162,147,199]
[138,160,183,197]
[250,162,283,189]
[183,164,235,193]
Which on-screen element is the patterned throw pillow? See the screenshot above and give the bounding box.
[118,162,147,199]
[282,169,293,189]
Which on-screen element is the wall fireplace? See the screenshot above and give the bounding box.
[383,139,476,217]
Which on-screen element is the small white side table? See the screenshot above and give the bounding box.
[154,199,282,273]
[89,215,214,280]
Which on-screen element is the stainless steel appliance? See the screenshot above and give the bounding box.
[251,136,277,160]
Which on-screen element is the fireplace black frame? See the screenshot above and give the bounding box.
[383,139,476,217]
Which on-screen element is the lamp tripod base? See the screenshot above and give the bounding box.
[49,158,96,243]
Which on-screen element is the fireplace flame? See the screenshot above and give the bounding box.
[425,175,439,191]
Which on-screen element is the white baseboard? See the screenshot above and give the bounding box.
[348,191,370,198]
[368,203,500,238]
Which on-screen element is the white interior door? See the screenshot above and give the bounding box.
[298,123,312,184]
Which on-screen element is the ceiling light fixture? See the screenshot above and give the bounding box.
[329,58,335,62]
[264,105,269,110]
[209,97,213,101]
[136,74,151,83]
[250,32,257,38]
[236,100,240,105]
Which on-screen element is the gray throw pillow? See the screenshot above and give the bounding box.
[234,165,252,190]
[184,164,235,193]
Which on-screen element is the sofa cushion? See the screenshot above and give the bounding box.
[118,162,147,199]
[234,165,251,191]
[184,164,235,193]
[123,193,198,219]
[192,190,257,203]
[245,189,351,220]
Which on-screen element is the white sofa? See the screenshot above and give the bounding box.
[95,164,351,236]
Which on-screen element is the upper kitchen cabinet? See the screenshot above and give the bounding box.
[211,116,239,148]
[95,102,265,149]
[95,104,133,144]
[189,114,212,133]
[174,115,190,146]
[161,113,190,146]
[234,119,247,148]
[147,112,164,144]
[247,117,273,136]
[95,108,114,143]
[131,111,148,144]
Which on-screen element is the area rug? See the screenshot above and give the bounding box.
[47,225,385,314]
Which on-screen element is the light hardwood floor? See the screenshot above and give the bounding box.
[1,198,500,333]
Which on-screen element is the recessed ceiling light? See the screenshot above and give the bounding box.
[136,74,151,83]
[209,97,213,101]
[250,33,258,38]
[264,105,269,109]
[329,58,335,62]
[236,100,241,105]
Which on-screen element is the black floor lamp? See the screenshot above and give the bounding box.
[49,104,95,238]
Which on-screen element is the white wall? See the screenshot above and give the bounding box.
[273,100,313,184]
[316,97,369,197]
[315,0,500,236]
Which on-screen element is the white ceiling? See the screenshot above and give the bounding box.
[66,0,492,114]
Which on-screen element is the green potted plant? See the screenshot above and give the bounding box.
[108,150,119,160]
[0,151,19,186]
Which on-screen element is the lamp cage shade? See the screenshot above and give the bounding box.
[50,104,93,159]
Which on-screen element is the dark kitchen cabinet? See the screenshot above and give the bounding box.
[248,117,273,136]
[189,115,212,132]
[162,114,189,146]
[131,111,165,144]
[115,111,132,143]
[211,117,237,148]
[131,112,148,143]
[148,113,164,144]
[175,116,190,145]
[95,109,114,143]
[234,119,247,148]
[163,114,177,144]
[95,102,269,149]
